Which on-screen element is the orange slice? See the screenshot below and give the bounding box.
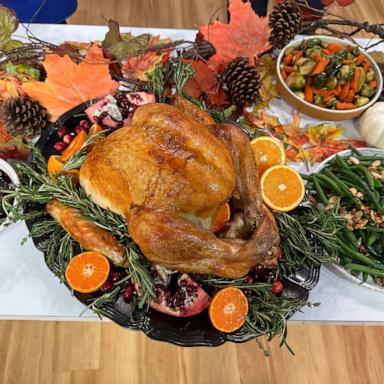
[209,287,249,333]
[61,130,88,162]
[211,202,231,233]
[65,251,110,293]
[47,155,64,175]
[250,136,285,177]
[260,165,304,212]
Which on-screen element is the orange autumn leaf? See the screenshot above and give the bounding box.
[199,0,272,72]
[22,44,119,121]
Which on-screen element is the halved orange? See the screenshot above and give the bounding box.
[61,130,88,162]
[209,287,249,333]
[65,251,110,293]
[250,136,285,177]
[211,202,231,233]
[260,165,304,212]
[47,155,65,175]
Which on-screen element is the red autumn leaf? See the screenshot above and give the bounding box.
[182,59,229,107]
[322,0,354,5]
[199,0,271,72]
[22,44,119,121]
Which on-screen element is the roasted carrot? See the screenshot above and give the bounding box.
[284,53,293,65]
[368,80,377,87]
[304,84,314,103]
[345,89,355,103]
[313,88,334,98]
[350,68,360,91]
[354,54,365,65]
[335,84,342,96]
[336,102,356,110]
[294,51,302,62]
[340,81,350,100]
[312,53,323,62]
[342,60,353,65]
[284,65,294,73]
[311,59,330,76]
[323,48,332,55]
[327,43,344,52]
[363,60,370,70]
[281,68,288,80]
[323,94,335,103]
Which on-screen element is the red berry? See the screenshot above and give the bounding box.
[100,280,113,292]
[110,270,122,283]
[74,126,84,135]
[278,249,284,259]
[245,274,254,284]
[79,119,90,129]
[57,126,68,137]
[54,141,67,152]
[123,284,135,302]
[272,281,283,295]
[254,264,265,274]
[63,134,73,144]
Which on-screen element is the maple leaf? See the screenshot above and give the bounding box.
[199,0,271,72]
[22,44,119,121]
[0,135,29,160]
[182,59,229,107]
[321,0,354,6]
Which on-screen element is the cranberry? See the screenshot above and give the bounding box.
[63,134,73,144]
[254,264,265,274]
[57,126,68,137]
[74,126,84,135]
[123,284,135,302]
[79,119,90,129]
[110,270,122,283]
[272,281,283,295]
[278,249,284,259]
[54,141,67,152]
[100,280,113,292]
[245,274,254,284]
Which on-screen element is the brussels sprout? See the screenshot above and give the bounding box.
[365,68,375,83]
[352,46,360,56]
[299,60,317,76]
[339,65,354,81]
[355,67,366,92]
[325,77,338,90]
[286,72,306,91]
[294,91,305,100]
[306,47,323,59]
[307,38,322,48]
[360,84,375,98]
[355,96,370,107]
[312,73,327,88]
[284,47,295,56]
[325,97,338,107]
[314,95,323,105]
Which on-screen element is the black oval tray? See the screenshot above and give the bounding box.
[26,101,320,347]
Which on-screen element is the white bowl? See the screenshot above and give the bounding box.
[313,148,384,293]
[276,36,383,121]
[0,159,19,234]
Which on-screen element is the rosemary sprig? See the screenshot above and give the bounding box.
[172,60,195,94]
[146,65,167,102]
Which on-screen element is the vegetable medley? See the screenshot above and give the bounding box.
[281,38,378,110]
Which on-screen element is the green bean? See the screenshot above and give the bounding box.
[366,225,384,233]
[374,179,383,189]
[335,154,350,170]
[343,263,384,277]
[351,165,375,189]
[315,173,344,196]
[367,245,383,259]
[322,168,353,197]
[366,231,378,246]
[362,273,369,283]
[342,228,358,248]
[300,173,312,181]
[313,175,328,205]
[350,147,363,156]
[355,156,384,161]
[335,237,384,269]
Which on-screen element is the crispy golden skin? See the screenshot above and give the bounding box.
[75,99,280,278]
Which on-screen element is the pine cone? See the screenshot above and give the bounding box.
[0,97,50,139]
[269,0,303,49]
[182,40,216,60]
[223,57,261,107]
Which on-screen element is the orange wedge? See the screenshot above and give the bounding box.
[250,136,285,177]
[211,202,231,233]
[209,287,249,333]
[47,155,65,175]
[88,123,103,135]
[260,165,304,212]
[65,252,110,293]
[61,130,88,162]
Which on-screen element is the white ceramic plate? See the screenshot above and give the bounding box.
[0,159,19,234]
[313,148,384,293]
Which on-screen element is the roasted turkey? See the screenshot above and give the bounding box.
[48,96,279,278]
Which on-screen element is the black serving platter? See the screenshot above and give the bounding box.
[26,101,320,347]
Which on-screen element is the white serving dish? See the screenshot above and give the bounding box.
[313,148,384,293]
[0,159,19,234]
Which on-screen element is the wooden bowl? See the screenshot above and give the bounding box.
[276,36,383,121]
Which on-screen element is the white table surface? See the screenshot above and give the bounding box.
[1,24,384,323]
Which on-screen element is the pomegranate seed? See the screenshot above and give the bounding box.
[278,249,284,259]
[100,280,113,292]
[54,141,67,152]
[272,281,283,295]
[123,284,135,302]
[74,126,84,135]
[57,126,68,137]
[246,275,254,284]
[63,134,73,144]
[110,270,122,283]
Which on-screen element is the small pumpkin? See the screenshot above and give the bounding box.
[359,102,384,148]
